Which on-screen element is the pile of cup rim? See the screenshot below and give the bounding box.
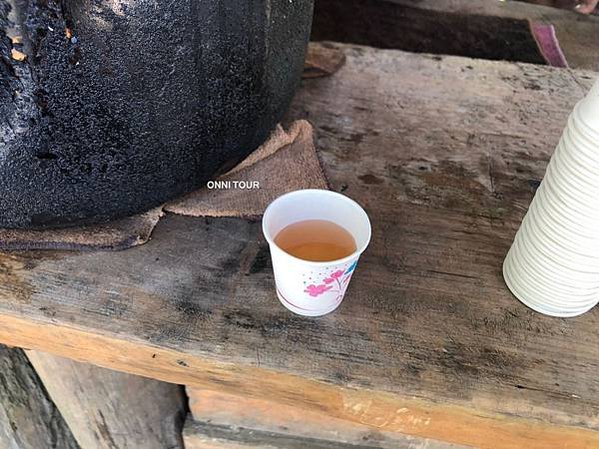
[503,83,599,317]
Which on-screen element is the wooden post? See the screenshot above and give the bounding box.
[0,345,79,449]
[26,351,187,449]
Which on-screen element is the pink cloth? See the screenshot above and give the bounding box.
[530,22,569,68]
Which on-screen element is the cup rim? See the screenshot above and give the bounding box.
[262,189,372,267]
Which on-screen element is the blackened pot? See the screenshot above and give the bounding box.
[0,0,314,228]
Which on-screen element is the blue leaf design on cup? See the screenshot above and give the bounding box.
[344,260,358,275]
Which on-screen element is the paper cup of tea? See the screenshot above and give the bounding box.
[262,189,371,317]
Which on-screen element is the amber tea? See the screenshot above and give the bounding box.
[274,219,357,262]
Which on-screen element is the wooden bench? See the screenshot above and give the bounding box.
[1,43,598,448]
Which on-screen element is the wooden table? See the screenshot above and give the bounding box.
[1,43,598,449]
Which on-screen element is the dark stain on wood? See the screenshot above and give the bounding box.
[248,244,270,275]
[223,310,258,331]
[96,410,119,449]
[174,300,213,321]
[358,174,383,185]
[38,306,57,318]
[222,253,242,274]
[0,254,34,304]
[97,292,129,319]
[388,159,501,216]
[135,289,213,346]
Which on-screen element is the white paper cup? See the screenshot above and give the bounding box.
[519,209,599,273]
[503,78,599,317]
[551,146,599,199]
[528,196,599,255]
[535,181,599,239]
[503,247,598,317]
[573,85,599,141]
[562,128,599,172]
[543,162,599,211]
[262,189,371,317]
[507,242,599,301]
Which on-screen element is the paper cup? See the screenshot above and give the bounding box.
[551,147,599,199]
[503,78,599,317]
[519,208,599,273]
[503,258,597,317]
[562,128,599,172]
[574,82,599,139]
[528,195,599,255]
[262,189,371,317]
[504,245,599,317]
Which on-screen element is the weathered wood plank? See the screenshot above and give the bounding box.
[312,0,599,71]
[26,351,186,449]
[3,298,599,449]
[0,45,597,448]
[185,389,467,449]
[383,0,599,70]
[312,0,547,65]
[0,345,79,449]
[182,415,462,449]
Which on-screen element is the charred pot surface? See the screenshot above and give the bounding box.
[0,0,313,229]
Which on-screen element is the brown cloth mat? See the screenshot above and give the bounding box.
[165,120,329,218]
[0,208,164,252]
[303,42,346,79]
[0,120,328,251]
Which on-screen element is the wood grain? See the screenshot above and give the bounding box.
[0,283,598,448]
[26,351,186,449]
[0,45,598,448]
[185,388,467,449]
[182,415,462,449]
[0,345,80,449]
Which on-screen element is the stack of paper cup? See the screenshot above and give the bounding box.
[503,79,599,317]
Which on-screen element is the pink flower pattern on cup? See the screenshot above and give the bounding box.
[304,284,333,296]
[323,270,344,284]
[304,261,358,298]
